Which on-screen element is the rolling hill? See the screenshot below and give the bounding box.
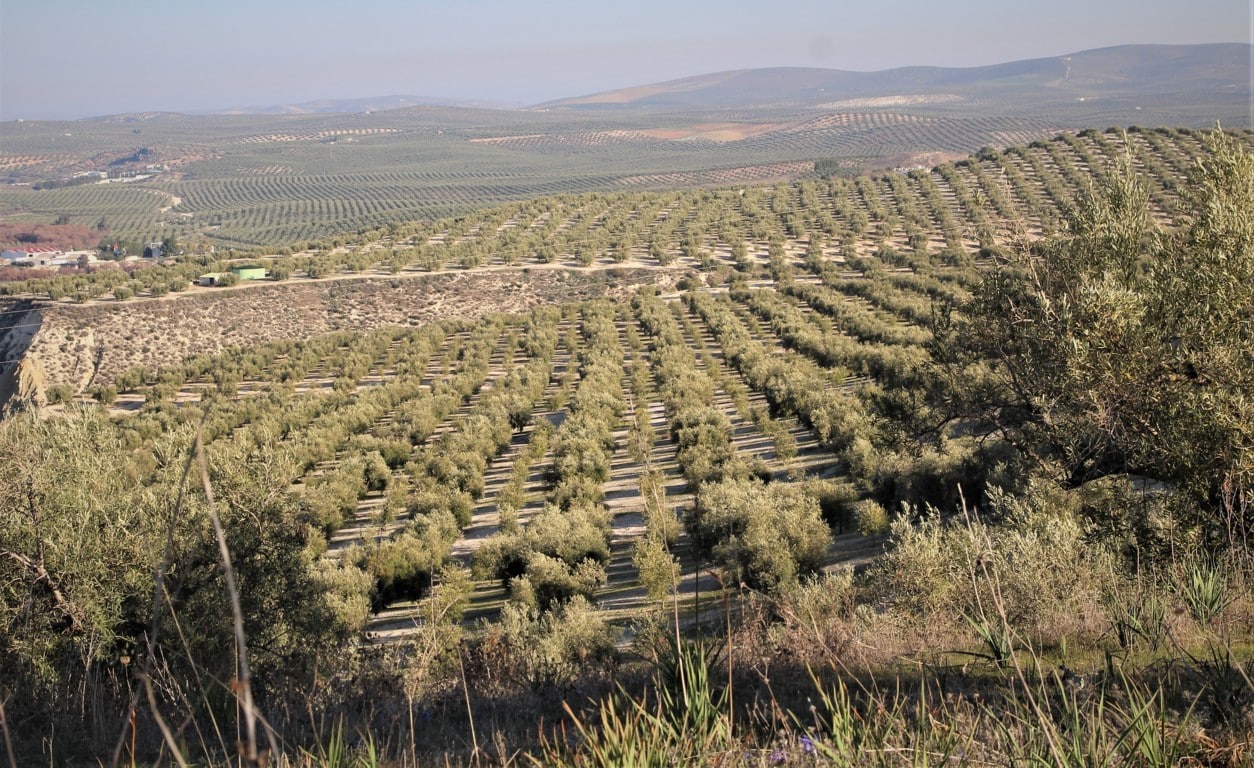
[1,44,1248,250]
[536,43,1253,111]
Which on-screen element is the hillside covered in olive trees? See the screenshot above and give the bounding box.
[0,128,1251,766]
[2,44,1248,251]
[2,127,1248,406]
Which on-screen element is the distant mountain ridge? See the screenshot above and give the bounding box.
[59,43,1253,120]
[195,94,519,116]
[532,44,1253,111]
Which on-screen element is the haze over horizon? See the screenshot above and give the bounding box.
[1,0,1251,121]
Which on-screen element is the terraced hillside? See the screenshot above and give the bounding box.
[4,127,1249,399]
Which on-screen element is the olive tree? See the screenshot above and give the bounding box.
[687,477,832,591]
[935,132,1253,536]
[0,409,368,758]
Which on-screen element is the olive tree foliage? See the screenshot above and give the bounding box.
[0,410,162,706]
[181,436,367,682]
[934,132,1252,534]
[0,408,369,756]
[688,477,833,591]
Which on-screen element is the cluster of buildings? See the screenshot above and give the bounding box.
[2,242,269,289]
[0,247,96,268]
[0,241,173,268]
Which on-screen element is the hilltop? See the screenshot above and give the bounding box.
[535,43,1252,110]
[1,44,1249,250]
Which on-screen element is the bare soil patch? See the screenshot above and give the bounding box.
[638,123,787,143]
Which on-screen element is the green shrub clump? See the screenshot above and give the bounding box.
[688,477,833,591]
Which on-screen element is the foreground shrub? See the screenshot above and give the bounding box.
[869,482,1117,648]
[480,597,618,689]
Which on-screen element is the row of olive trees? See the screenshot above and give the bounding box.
[632,288,833,591]
[634,288,738,486]
[685,291,870,455]
[687,289,985,512]
[475,301,624,611]
[740,284,933,389]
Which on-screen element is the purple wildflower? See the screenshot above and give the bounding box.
[800,735,816,755]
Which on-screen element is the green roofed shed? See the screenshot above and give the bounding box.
[230,265,267,280]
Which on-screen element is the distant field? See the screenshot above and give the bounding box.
[3,87,1246,248]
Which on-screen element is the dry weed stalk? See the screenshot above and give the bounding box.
[0,700,17,768]
[195,427,280,765]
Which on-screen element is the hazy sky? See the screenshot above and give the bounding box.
[1,0,1250,120]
